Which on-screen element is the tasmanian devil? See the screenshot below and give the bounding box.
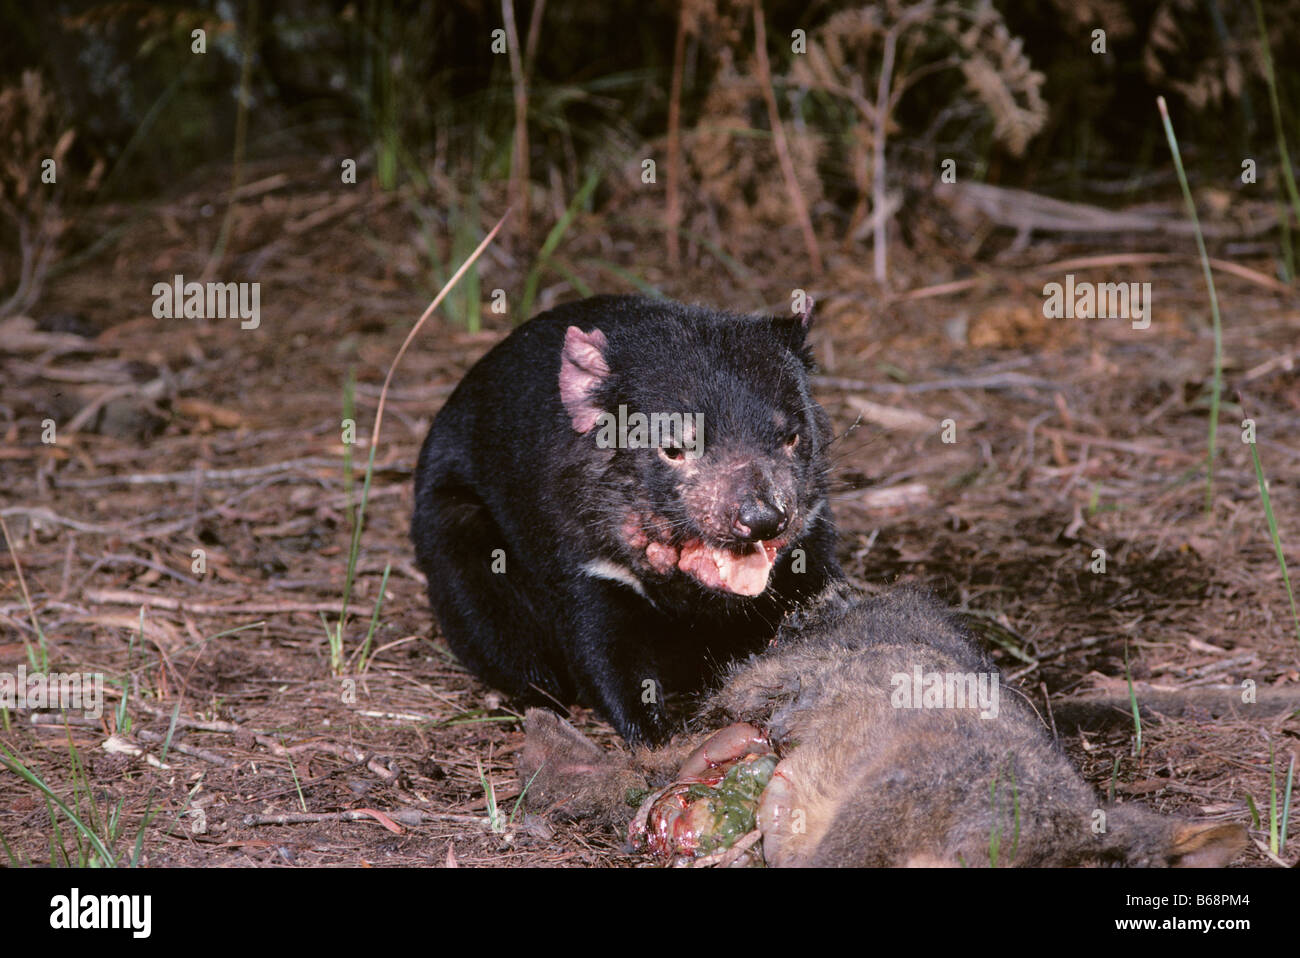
[411,295,839,744]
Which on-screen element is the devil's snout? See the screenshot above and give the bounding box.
[733,495,789,541]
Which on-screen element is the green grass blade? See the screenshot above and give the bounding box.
[117,608,142,733]
[1282,753,1295,854]
[1270,740,1279,855]
[478,760,501,833]
[289,754,307,813]
[355,561,392,672]
[988,767,1000,868]
[1157,96,1224,515]
[161,703,181,763]
[1009,762,1020,861]
[510,764,546,826]
[46,795,69,867]
[336,438,381,664]
[1244,792,1261,829]
[1124,643,1142,755]
[1248,440,1300,644]
[130,793,160,868]
[208,621,267,641]
[342,367,356,508]
[588,259,663,297]
[546,260,595,299]
[0,827,20,866]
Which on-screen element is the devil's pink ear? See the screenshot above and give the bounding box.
[558,325,610,433]
[795,293,815,328]
[771,295,815,353]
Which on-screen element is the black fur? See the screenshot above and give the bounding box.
[411,295,839,743]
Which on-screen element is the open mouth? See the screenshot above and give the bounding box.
[677,538,784,597]
[628,511,789,597]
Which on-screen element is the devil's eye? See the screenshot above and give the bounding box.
[658,445,686,464]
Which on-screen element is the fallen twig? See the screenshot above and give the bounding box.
[84,587,374,618]
[241,808,484,828]
[50,457,342,488]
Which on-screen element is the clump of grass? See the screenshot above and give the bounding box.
[322,369,394,675]
[403,143,491,332]
[480,759,504,833]
[479,759,542,835]
[359,0,401,191]
[323,212,510,675]
[1252,0,1300,266]
[519,169,601,322]
[1,514,50,672]
[112,607,144,734]
[323,369,358,674]
[0,736,158,867]
[1157,96,1223,515]
[412,183,484,332]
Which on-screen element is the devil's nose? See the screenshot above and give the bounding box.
[733,498,788,541]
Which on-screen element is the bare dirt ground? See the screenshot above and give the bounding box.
[2,162,1298,866]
